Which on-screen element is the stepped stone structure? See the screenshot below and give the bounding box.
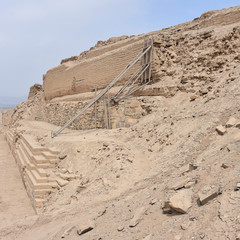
[5,130,67,208]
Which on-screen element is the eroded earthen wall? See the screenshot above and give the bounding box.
[44,40,144,100]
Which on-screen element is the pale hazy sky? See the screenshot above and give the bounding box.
[0,0,239,100]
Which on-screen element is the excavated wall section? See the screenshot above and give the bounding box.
[44,39,145,100]
[44,98,148,130]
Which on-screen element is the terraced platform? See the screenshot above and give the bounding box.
[4,129,62,209]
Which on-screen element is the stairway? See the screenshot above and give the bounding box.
[13,134,60,208]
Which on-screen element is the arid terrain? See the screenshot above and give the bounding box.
[1,6,240,240]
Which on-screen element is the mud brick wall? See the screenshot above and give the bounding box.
[44,40,144,100]
[44,98,146,130]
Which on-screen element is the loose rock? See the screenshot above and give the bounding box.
[77,220,95,235]
[226,117,237,128]
[117,226,124,232]
[216,125,227,135]
[197,187,222,205]
[129,206,146,227]
[234,183,240,191]
[164,189,192,214]
[59,154,67,160]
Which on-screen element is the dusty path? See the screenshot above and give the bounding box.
[0,132,35,226]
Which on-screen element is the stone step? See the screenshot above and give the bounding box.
[23,172,53,202]
[18,141,42,170]
[48,147,60,155]
[25,170,52,191]
[21,134,48,155]
[42,151,57,160]
[34,198,45,208]
[17,145,48,178]
[19,140,50,168]
[16,147,27,169]
[49,159,59,164]
[31,169,49,184]
[20,139,49,164]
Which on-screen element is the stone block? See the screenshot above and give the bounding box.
[129,206,146,227]
[77,220,95,235]
[197,187,222,205]
[169,189,192,214]
[226,117,237,128]
[163,189,192,214]
[216,125,227,135]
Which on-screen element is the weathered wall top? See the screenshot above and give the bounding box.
[43,5,240,101]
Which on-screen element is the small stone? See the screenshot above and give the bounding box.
[185,180,197,189]
[226,117,237,128]
[180,163,197,175]
[221,163,230,169]
[216,125,227,135]
[180,222,189,230]
[199,88,208,95]
[236,121,240,129]
[189,163,198,171]
[97,207,107,217]
[59,154,67,160]
[129,206,146,227]
[168,189,192,214]
[150,198,158,205]
[162,201,172,214]
[198,187,222,205]
[77,220,95,235]
[171,178,191,190]
[61,226,75,238]
[56,178,69,187]
[117,226,124,232]
[200,233,205,239]
[190,95,198,101]
[189,216,198,221]
[59,173,76,181]
[234,183,240,191]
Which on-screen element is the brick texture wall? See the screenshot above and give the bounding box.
[44,39,144,100]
